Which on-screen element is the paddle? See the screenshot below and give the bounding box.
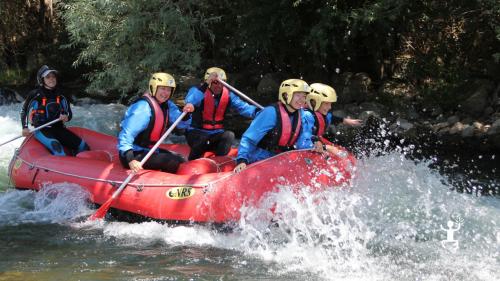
[217,78,264,110]
[89,111,188,221]
[0,118,61,147]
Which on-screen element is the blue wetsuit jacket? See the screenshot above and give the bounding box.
[296,110,334,149]
[236,105,304,164]
[117,99,191,154]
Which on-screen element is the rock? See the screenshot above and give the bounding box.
[473,122,487,136]
[447,115,460,125]
[431,122,449,132]
[437,127,450,136]
[449,122,465,135]
[331,110,347,119]
[359,110,380,120]
[344,104,363,116]
[435,114,446,122]
[461,79,495,116]
[406,106,420,121]
[483,106,494,117]
[391,118,414,132]
[257,73,282,96]
[487,119,500,135]
[461,117,473,125]
[0,88,23,104]
[461,125,474,138]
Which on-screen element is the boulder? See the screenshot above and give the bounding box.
[359,110,380,120]
[447,115,460,125]
[390,118,414,132]
[431,122,449,132]
[331,110,347,119]
[449,122,465,135]
[0,88,23,104]
[487,119,500,135]
[257,73,282,96]
[460,125,474,138]
[460,79,495,116]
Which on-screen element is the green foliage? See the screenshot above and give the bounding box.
[3,0,499,106]
[0,0,67,85]
[0,69,30,86]
[60,0,214,97]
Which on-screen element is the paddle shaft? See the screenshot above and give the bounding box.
[109,111,187,200]
[0,118,61,147]
[217,79,264,110]
[90,111,188,220]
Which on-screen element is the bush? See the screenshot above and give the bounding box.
[61,0,214,98]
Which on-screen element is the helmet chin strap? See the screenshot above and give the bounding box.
[43,83,55,90]
[284,103,297,113]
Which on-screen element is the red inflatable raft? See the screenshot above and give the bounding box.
[8,127,355,223]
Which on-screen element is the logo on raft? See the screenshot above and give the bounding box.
[166,187,195,200]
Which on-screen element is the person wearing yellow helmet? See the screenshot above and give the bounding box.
[118,72,193,173]
[296,83,361,156]
[182,67,259,160]
[234,78,310,173]
[20,65,89,156]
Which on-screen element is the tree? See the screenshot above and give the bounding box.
[61,0,214,97]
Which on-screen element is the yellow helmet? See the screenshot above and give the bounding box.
[149,72,176,96]
[278,79,310,105]
[307,83,337,111]
[204,67,227,81]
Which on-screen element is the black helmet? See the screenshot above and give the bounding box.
[36,65,58,86]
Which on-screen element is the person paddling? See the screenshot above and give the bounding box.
[20,65,89,156]
[234,79,309,173]
[182,67,259,160]
[296,83,361,155]
[118,72,193,173]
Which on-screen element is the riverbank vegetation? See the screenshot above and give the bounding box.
[1,0,497,99]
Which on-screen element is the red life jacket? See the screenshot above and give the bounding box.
[201,87,230,130]
[134,93,169,147]
[311,110,332,145]
[259,102,302,152]
[277,102,302,148]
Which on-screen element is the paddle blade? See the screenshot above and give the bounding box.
[89,197,114,221]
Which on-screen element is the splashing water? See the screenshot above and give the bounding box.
[0,183,92,225]
[0,103,498,280]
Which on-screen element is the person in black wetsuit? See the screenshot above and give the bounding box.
[20,65,89,156]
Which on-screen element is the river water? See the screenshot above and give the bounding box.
[0,102,498,281]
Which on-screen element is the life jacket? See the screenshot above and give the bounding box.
[258,102,302,152]
[192,87,230,130]
[133,93,169,148]
[309,109,332,145]
[28,88,66,127]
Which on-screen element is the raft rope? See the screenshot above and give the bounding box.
[13,154,237,189]
[13,146,332,190]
